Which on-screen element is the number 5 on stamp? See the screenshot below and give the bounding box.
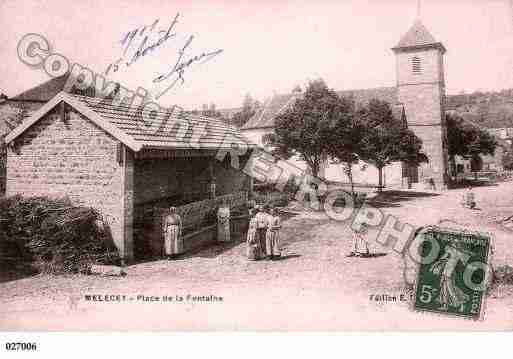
[412,226,492,320]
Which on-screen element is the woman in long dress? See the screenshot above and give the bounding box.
[246,209,258,260]
[266,208,281,259]
[163,207,183,259]
[254,206,269,259]
[217,204,231,242]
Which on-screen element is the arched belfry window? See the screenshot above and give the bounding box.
[412,56,422,74]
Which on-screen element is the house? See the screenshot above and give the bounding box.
[242,19,450,189]
[4,91,254,261]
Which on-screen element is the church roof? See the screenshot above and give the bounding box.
[393,20,446,53]
[241,87,401,130]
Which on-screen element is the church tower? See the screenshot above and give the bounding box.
[392,20,449,188]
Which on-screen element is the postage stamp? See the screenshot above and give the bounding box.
[412,226,493,320]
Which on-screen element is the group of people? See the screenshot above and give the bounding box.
[162,201,374,261]
[246,205,282,260]
[162,203,232,260]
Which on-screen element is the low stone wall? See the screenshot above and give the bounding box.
[182,225,217,252]
[134,195,249,259]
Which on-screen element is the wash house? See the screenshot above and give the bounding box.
[4,92,254,261]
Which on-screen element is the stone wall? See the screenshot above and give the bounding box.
[133,154,251,206]
[214,156,252,196]
[5,106,131,258]
[134,157,211,205]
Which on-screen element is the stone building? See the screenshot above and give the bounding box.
[4,91,253,261]
[242,20,449,189]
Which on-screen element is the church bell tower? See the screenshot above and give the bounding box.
[392,20,449,189]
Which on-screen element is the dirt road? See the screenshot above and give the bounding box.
[1,182,513,330]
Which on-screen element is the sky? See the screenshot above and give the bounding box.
[1,0,513,110]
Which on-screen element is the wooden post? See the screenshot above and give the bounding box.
[121,146,134,262]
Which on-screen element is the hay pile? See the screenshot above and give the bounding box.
[0,195,119,274]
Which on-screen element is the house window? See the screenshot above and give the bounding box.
[412,56,422,74]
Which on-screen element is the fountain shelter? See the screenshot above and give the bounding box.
[133,148,252,259]
[4,92,255,262]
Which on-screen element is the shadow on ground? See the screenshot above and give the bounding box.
[450,180,499,189]
[0,262,39,284]
[346,252,388,259]
[271,253,301,261]
[366,190,440,208]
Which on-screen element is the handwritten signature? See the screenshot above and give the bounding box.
[104,13,223,100]
[153,35,223,99]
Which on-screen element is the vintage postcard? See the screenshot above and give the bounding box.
[1,0,513,335]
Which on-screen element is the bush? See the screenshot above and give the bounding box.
[0,195,119,274]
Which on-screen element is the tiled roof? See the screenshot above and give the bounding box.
[242,87,399,130]
[6,92,255,151]
[74,95,254,150]
[393,20,446,53]
[242,93,300,130]
[336,87,398,107]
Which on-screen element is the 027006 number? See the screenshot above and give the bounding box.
[5,342,37,351]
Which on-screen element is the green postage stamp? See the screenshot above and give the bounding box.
[413,226,492,320]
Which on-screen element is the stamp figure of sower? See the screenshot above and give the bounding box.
[429,245,471,311]
[163,207,183,259]
[413,227,491,320]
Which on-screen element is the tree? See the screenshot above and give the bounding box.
[446,113,497,177]
[232,93,256,128]
[358,100,428,191]
[325,96,362,198]
[266,79,347,178]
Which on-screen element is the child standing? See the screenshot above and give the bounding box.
[350,223,370,257]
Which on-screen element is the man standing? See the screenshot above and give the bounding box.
[163,207,183,259]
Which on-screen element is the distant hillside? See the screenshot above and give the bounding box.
[446,89,513,129]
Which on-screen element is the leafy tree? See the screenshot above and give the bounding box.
[265,79,347,178]
[325,96,362,198]
[358,100,428,191]
[446,113,497,176]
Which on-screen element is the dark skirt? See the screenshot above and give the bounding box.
[256,228,267,258]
